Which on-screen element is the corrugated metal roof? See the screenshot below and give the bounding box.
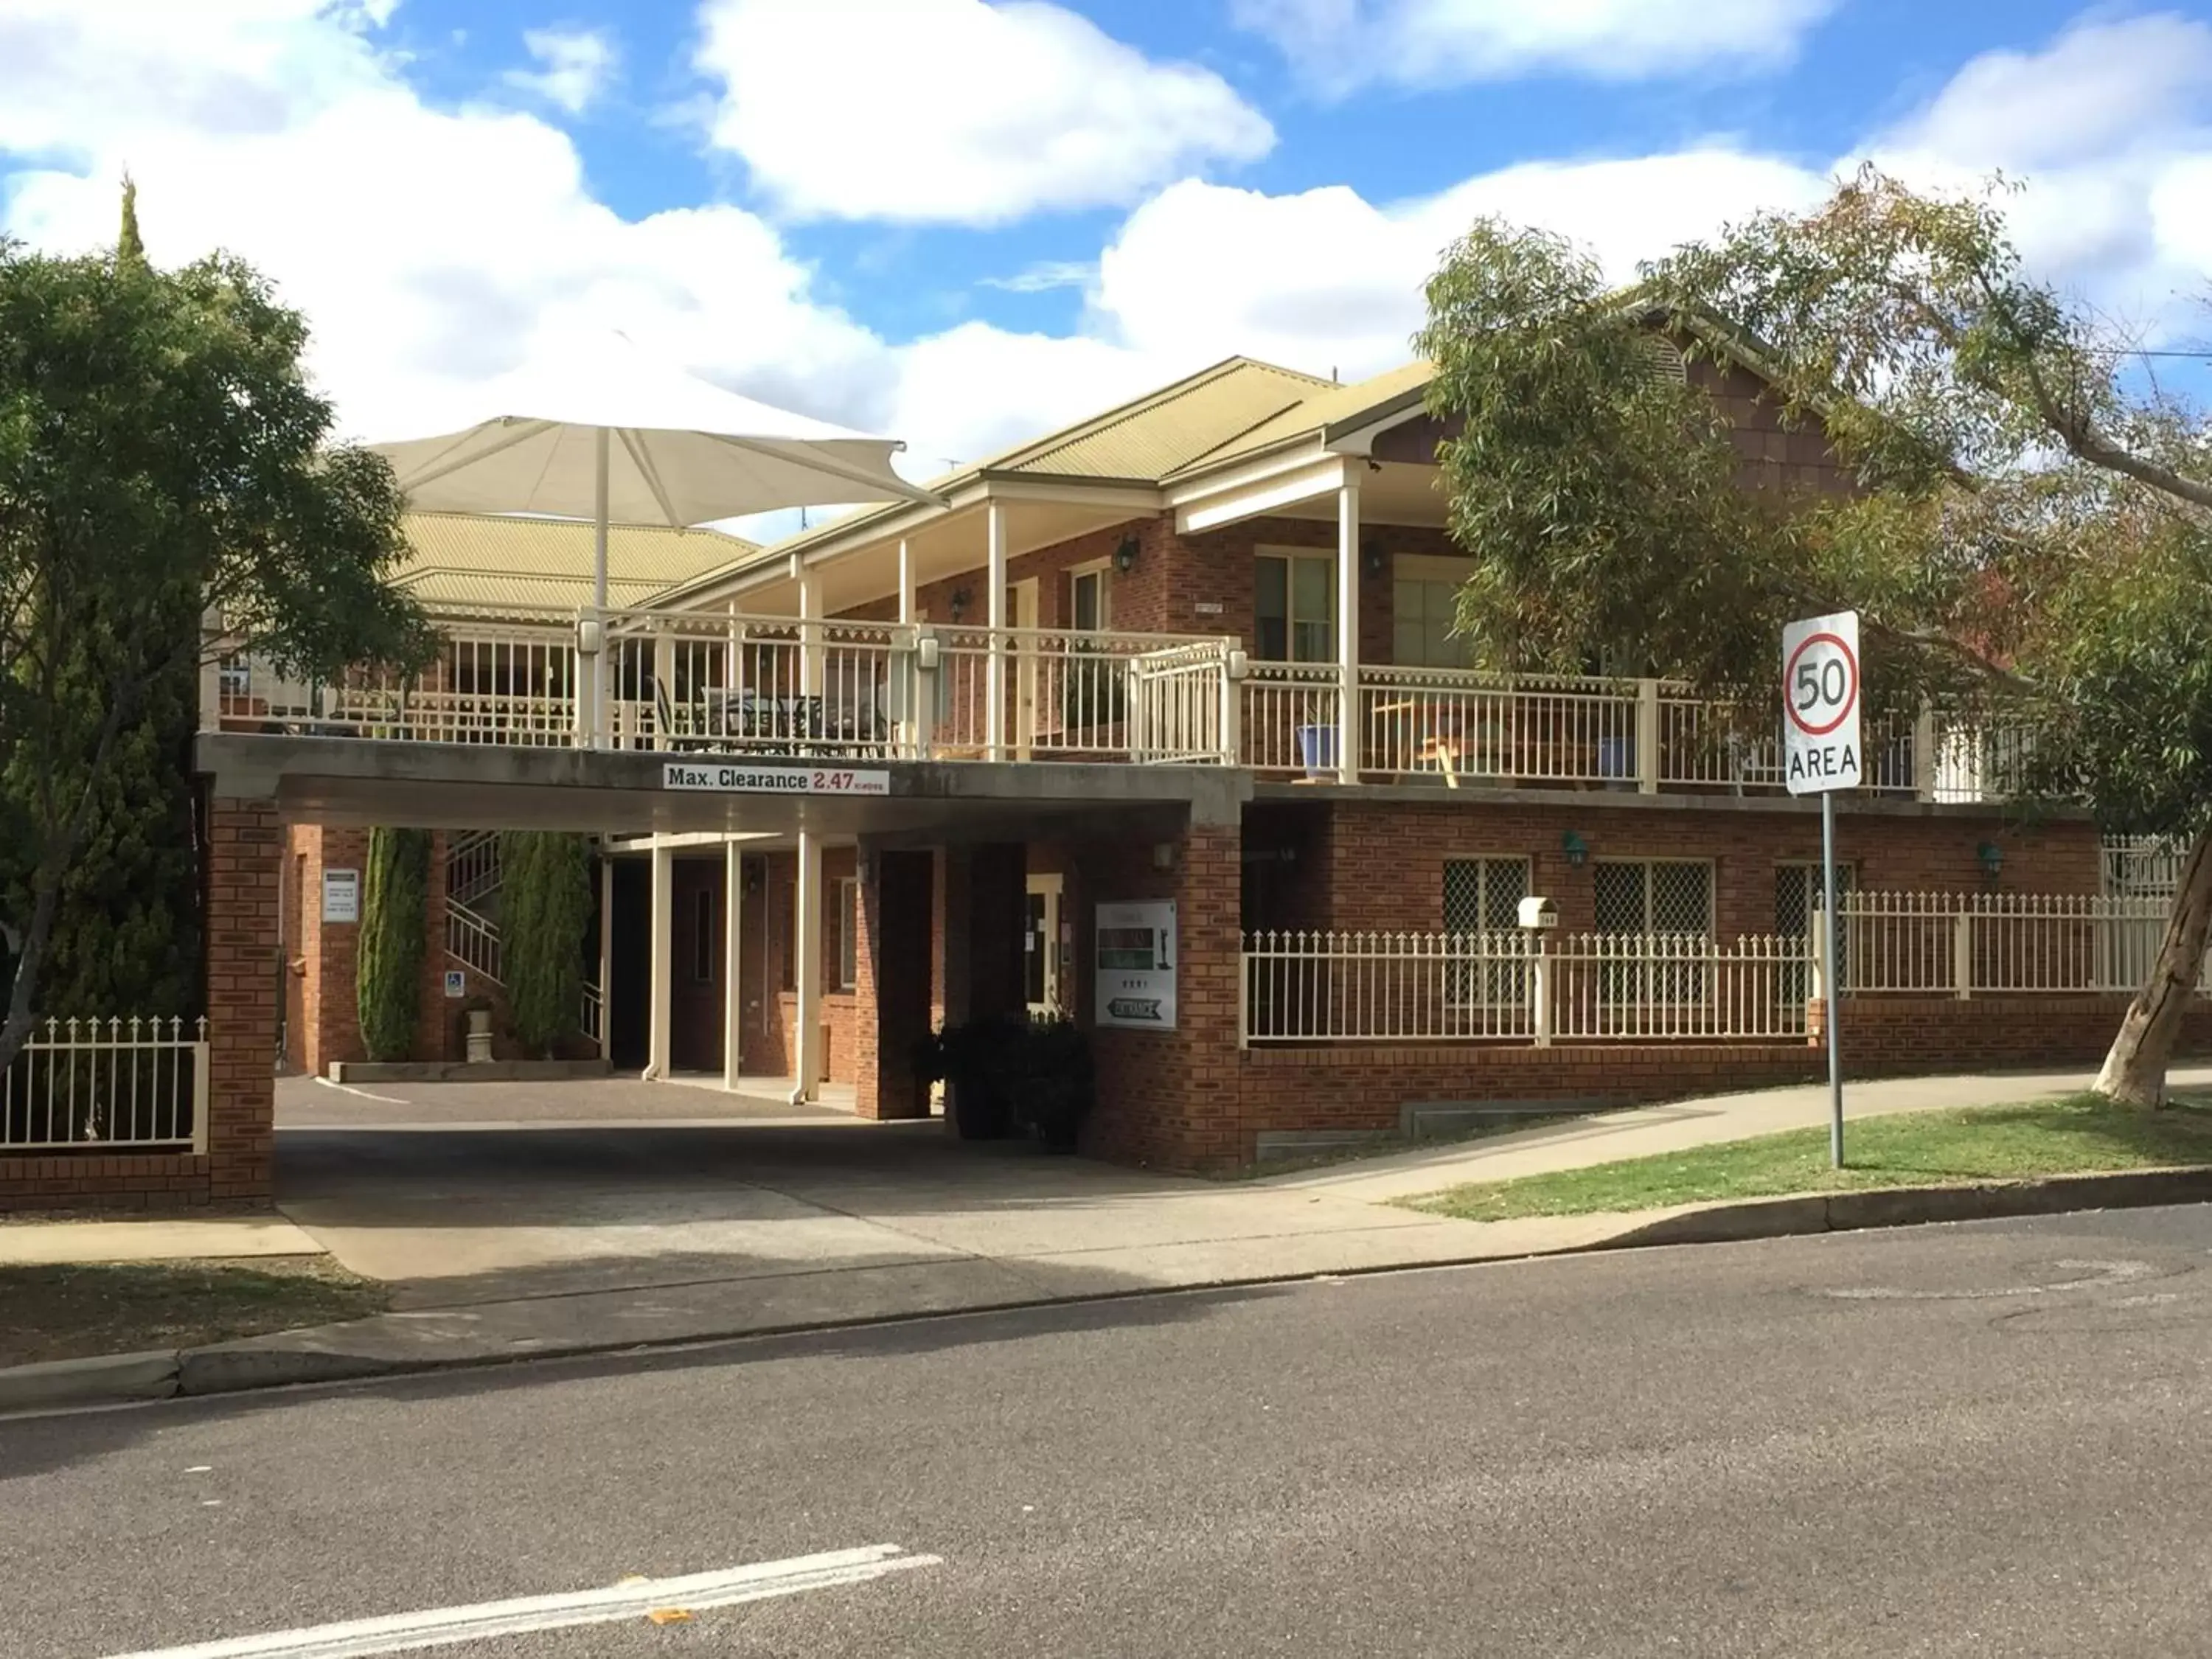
[392,512,754,612]
[1169,360,1436,476]
[992,358,1335,480]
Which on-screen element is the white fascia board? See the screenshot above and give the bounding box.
[973,476,1164,514]
[1170,451,1351,535]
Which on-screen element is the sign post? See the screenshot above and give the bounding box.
[1781,610,1861,1169]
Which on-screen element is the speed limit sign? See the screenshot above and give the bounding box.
[1781,611,1861,795]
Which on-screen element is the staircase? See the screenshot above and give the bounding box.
[442,832,604,1044]
[445,832,504,986]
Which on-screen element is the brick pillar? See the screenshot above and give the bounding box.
[206,798,282,1201]
[969,842,1027,1023]
[294,824,369,1077]
[939,846,972,1029]
[853,847,933,1121]
[1083,814,1245,1172]
[416,830,453,1061]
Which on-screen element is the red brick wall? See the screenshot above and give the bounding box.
[1076,816,1245,1172]
[1279,797,2101,939]
[753,845,862,1084]
[288,824,457,1074]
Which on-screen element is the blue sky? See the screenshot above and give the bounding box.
[4,0,2211,522]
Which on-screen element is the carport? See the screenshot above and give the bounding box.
[157,731,1251,1211]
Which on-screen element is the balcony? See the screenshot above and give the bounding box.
[208,605,2025,802]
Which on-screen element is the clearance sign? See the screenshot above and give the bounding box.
[1781,611,1862,796]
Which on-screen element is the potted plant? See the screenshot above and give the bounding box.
[1014,1013,1093,1152]
[914,1017,1019,1140]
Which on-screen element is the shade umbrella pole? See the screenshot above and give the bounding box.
[593,426,611,610]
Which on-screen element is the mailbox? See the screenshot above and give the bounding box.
[1516,895,1559,931]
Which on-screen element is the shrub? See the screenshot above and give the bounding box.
[356,828,428,1062]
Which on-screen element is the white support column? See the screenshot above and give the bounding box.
[985,499,1009,762]
[723,838,745,1091]
[798,566,824,698]
[1335,480,1362,785]
[1636,678,1662,795]
[897,538,915,626]
[597,851,613,1057]
[1913,706,1938,801]
[646,841,673,1081]
[792,831,824,1103]
[894,538,919,758]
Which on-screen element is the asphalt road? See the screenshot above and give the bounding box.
[13,1207,2212,1657]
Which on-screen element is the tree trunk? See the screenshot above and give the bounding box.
[2096,823,2212,1107]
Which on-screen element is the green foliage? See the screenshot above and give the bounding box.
[0,223,434,1062]
[914,1013,1093,1147]
[499,832,593,1058]
[1416,167,2212,837]
[357,829,428,1063]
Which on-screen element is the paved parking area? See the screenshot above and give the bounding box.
[278,1072,856,1127]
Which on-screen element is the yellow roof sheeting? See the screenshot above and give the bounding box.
[1169,360,1436,476]
[392,512,755,613]
[988,357,1338,481]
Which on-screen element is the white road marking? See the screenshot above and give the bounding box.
[1822,1258,2162,1302]
[100,1544,939,1658]
[310,1077,412,1106]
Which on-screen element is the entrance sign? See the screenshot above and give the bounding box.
[1781,609,1860,1170]
[1781,611,1862,795]
[321,869,360,925]
[1095,900,1177,1030]
[662,763,889,796]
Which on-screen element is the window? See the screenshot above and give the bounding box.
[1593,860,1714,937]
[1069,566,1107,633]
[1389,556,1474,669]
[1593,860,1714,1018]
[1255,551,1335,662]
[692,888,717,984]
[834,877,859,992]
[1775,862,1856,998]
[1443,858,1531,1010]
[218,655,251,700]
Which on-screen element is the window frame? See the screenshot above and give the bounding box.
[1254,548,1337,664]
[834,875,859,993]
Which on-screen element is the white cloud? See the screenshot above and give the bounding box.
[506,25,619,116]
[980,259,1096,293]
[1091,152,1828,383]
[1858,14,2212,328]
[692,0,1275,225]
[1231,0,1837,95]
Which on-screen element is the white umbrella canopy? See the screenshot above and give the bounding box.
[369,332,937,602]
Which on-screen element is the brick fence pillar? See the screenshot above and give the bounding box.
[1082,812,1245,1172]
[207,797,282,1202]
[852,846,934,1121]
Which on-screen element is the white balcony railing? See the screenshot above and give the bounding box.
[2,1017,210,1152]
[208,605,2029,798]
[213,605,1245,767]
[1825,891,2207,998]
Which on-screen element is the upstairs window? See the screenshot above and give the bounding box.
[1256,551,1335,663]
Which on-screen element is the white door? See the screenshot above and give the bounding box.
[1026,874,1063,1015]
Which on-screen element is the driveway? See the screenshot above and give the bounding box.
[274,1078,1482,1317]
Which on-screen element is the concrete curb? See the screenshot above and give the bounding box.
[1596,1166,2212,1249]
[7,1166,2212,1413]
[327,1060,611,1083]
[0,1348,180,1411]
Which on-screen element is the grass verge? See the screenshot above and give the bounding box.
[1402,1093,2212,1224]
[0,1258,388,1368]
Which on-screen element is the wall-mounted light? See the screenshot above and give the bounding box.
[1977,841,2004,885]
[1151,842,1177,872]
[948,585,972,622]
[1561,831,1589,869]
[1362,537,1385,578]
[1114,535,1140,575]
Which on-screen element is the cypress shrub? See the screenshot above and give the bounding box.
[501,831,592,1058]
[357,827,429,1061]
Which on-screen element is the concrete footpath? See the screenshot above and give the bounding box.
[5,1062,2211,1408]
[1262,1062,2212,1203]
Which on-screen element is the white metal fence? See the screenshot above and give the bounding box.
[1242,893,2209,1046]
[1827,891,2203,998]
[1241,930,1809,1046]
[2,1018,209,1152]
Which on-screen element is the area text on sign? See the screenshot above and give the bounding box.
[662,763,891,796]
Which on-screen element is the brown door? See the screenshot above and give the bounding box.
[669,858,725,1074]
